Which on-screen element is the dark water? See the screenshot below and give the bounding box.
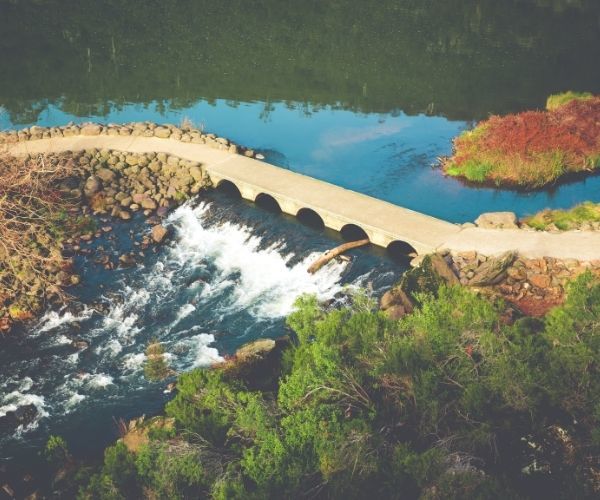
[0,0,599,221]
[0,0,599,483]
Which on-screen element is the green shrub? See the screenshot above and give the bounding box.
[546,90,593,110]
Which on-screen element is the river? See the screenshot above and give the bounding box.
[0,0,599,481]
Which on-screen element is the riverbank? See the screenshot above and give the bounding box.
[24,261,600,499]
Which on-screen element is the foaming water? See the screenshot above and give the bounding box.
[168,202,348,318]
[0,193,404,462]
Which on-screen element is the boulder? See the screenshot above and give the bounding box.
[125,155,140,166]
[0,404,38,432]
[429,254,459,285]
[119,253,136,267]
[83,176,102,197]
[529,273,551,289]
[235,339,276,363]
[95,167,116,183]
[151,224,168,244]
[474,212,518,229]
[468,251,516,286]
[80,124,102,136]
[225,337,291,391]
[189,165,204,182]
[153,127,171,139]
[140,197,157,210]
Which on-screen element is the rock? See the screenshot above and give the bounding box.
[429,254,459,285]
[235,339,276,363]
[80,124,102,136]
[0,404,38,432]
[474,212,518,229]
[153,127,171,139]
[72,339,89,350]
[468,251,516,286]
[118,210,132,220]
[95,167,117,183]
[119,253,136,267]
[125,155,140,166]
[83,176,102,197]
[529,274,551,289]
[380,287,414,314]
[120,197,132,207]
[151,224,168,244]
[189,165,203,182]
[384,304,407,320]
[70,275,81,286]
[139,197,157,210]
[156,206,170,218]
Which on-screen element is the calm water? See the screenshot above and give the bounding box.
[0,0,599,481]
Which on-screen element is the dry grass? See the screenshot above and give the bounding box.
[0,153,83,328]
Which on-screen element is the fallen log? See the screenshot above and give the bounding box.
[307,239,370,274]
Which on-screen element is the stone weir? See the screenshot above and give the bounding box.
[2,122,600,261]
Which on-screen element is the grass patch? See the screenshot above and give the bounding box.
[462,160,493,182]
[524,201,600,230]
[546,91,594,111]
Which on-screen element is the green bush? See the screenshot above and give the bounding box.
[73,274,600,499]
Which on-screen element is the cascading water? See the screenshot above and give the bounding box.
[0,193,404,465]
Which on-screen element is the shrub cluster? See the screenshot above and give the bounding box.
[67,274,600,499]
[443,92,600,188]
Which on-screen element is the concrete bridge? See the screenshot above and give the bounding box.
[5,135,461,255]
[5,135,600,261]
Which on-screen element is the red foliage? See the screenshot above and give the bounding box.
[509,296,563,317]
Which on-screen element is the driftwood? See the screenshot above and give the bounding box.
[308,239,370,274]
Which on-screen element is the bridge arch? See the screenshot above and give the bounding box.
[255,193,282,213]
[216,179,241,198]
[341,223,369,242]
[387,240,418,260]
[296,208,325,230]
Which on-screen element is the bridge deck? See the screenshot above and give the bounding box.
[5,135,600,260]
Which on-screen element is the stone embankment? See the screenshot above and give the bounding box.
[0,121,258,158]
[383,250,600,318]
[0,121,250,335]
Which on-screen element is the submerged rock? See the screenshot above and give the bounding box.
[151,224,168,244]
[0,404,38,432]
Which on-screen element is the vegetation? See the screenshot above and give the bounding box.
[546,91,594,110]
[524,201,600,230]
[144,340,172,381]
[67,273,600,499]
[0,153,87,332]
[443,93,600,188]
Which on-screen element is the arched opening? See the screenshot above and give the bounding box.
[255,193,281,213]
[216,179,241,198]
[297,208,325,230]
[387,240,418,261]
[341,224,369,242]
